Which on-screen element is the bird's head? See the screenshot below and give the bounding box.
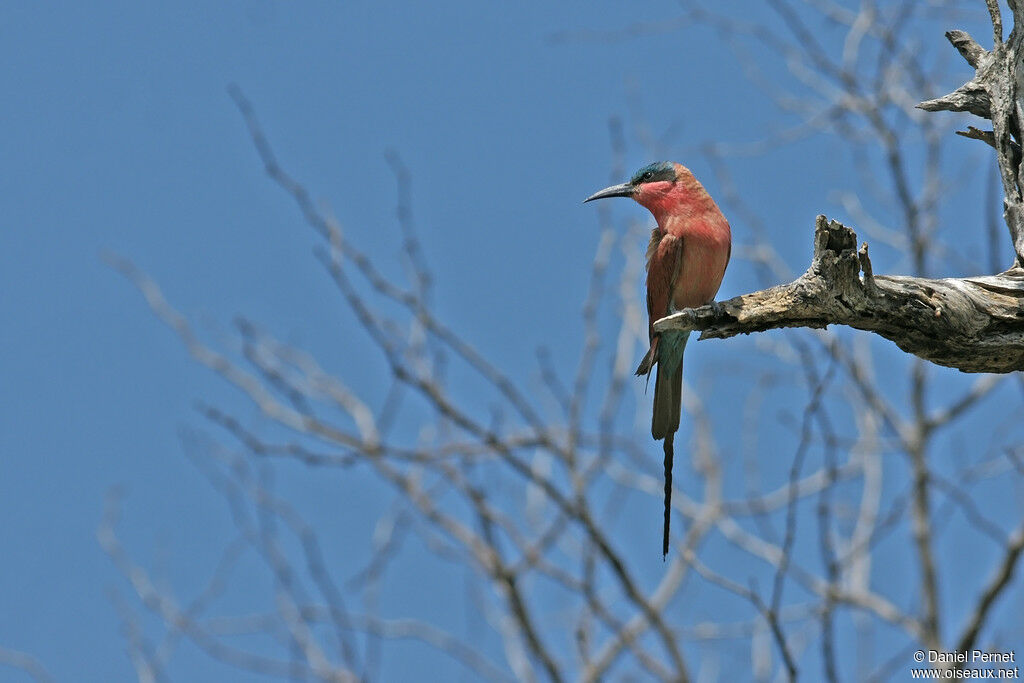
[584,161,697,222]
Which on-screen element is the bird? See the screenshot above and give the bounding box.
[585,161,731,558]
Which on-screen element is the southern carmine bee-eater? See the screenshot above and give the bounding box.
[585,161,731,558]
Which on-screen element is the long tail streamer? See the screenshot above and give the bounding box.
[662,432,674,559]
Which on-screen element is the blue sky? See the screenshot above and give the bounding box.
[2,1,1020,680]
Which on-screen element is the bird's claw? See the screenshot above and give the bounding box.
[708,300,725,318]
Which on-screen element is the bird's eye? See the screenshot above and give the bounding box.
[643,171,654,181]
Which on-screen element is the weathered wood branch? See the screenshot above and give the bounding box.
[917,31,993,118]
[655,216,1024,374]
[916,18,1024,266]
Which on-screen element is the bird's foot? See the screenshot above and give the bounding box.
[708,300,726,318]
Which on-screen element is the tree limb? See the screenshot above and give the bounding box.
[655,216,1024,374]
[955,520,1024,655]
[916,21,1024,265]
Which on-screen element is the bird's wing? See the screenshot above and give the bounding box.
[645,230,684,342]
[637,230,683,377]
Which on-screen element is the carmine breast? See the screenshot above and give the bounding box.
[668,214,730,310]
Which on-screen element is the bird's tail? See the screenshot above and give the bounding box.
[662,434,674,559]
[651,331,688,440]
[650,330,688,559]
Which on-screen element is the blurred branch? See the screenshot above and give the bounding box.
[98,488,343,680]
[0,646,54,683]
[954,519,1024,655]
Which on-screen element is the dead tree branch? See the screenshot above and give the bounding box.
[918,22,1024,265]
[656,216,1024,374]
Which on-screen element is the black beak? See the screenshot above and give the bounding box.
[583,182,635,203]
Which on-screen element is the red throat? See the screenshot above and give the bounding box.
[633,180,691,225]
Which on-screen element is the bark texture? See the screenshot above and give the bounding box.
[917,17,1024,266]
[655,216,1024,374]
